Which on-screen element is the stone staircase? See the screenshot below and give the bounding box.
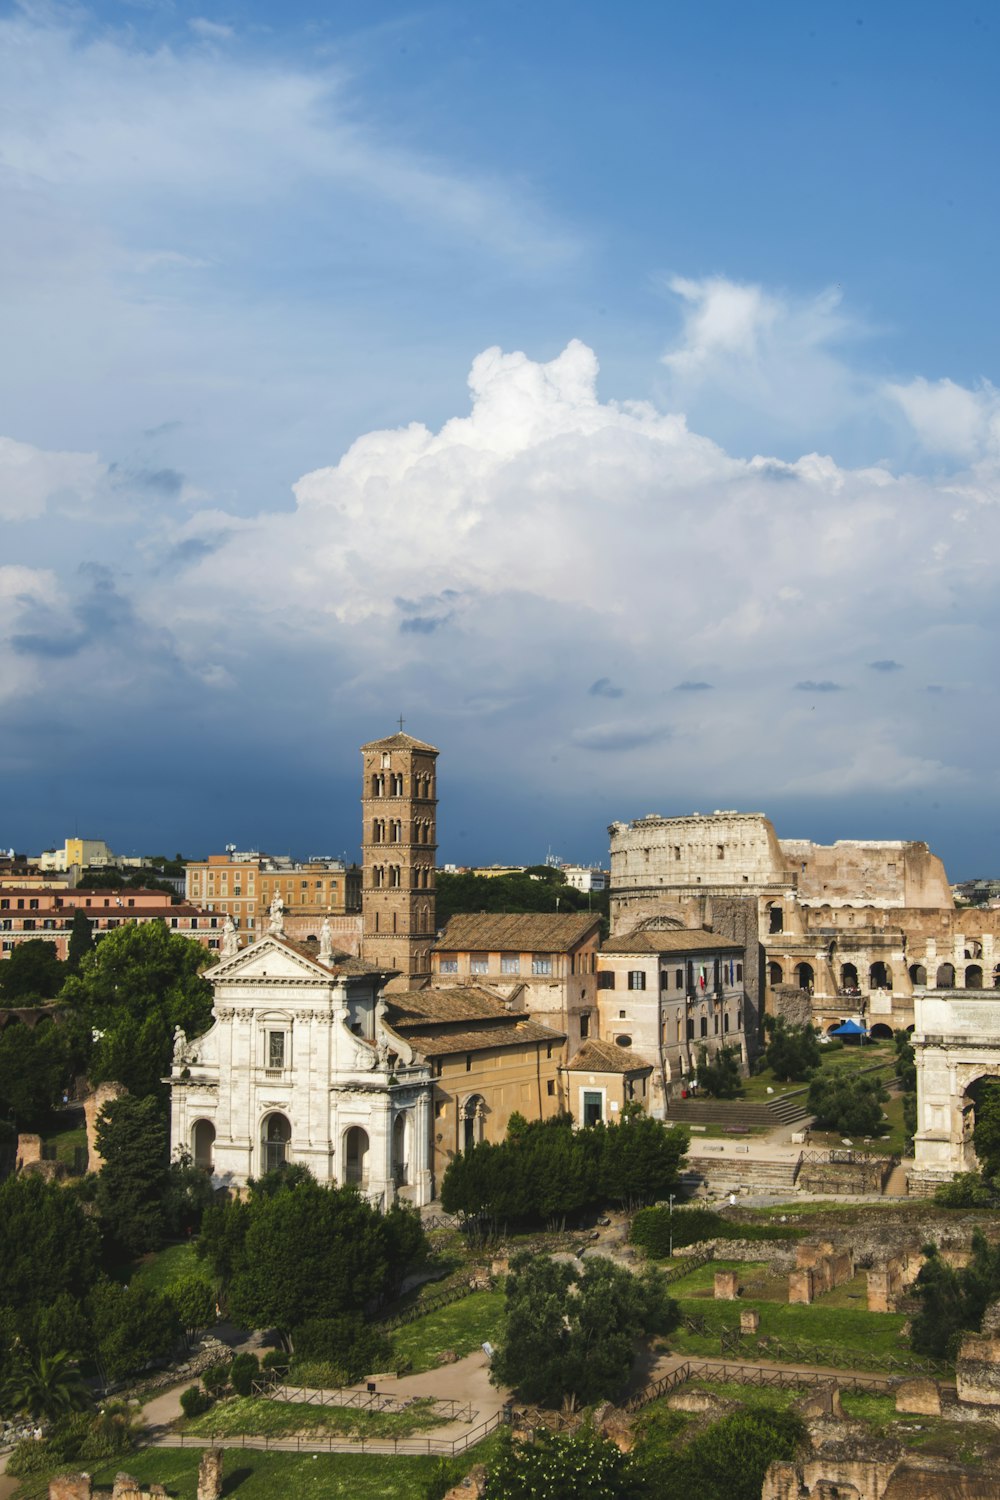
[681,1152,802,1194]
[665,1089,811,1130]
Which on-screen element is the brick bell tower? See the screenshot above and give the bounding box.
[360,729,438,984]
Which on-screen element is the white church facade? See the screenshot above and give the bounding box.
[168,900,435,1205]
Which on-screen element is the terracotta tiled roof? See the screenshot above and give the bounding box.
[274,935,395,979]
[404,1019,564,1057]
[604,928,743,955]
[434,912,601,954]
[388,986,510,1024]
[361,732,438,753]
[564,1039,653,1075]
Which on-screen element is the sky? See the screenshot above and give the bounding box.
[2,0,1000,877]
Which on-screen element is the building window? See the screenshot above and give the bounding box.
[531,955,553,976]
[268,1031,286,1070]
[627,971,646,990]
[616,1035,632,1048]
[700,1017,708,1037]
[439,957,458,974]
[435,1100,446,1118]
[546,1079,555,1096]
[583,1090,603,1127]
[500,955,520,975]
[660,970,669,990]
[675,969,683,988]
[736,963,743,980]
[470,953,489,975]
[465,1053,473,1072]
[580,1013,590,1039]
[619,1009,627,1019]
[598,971,615,989]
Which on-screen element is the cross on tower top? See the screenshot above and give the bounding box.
[397,714,405,732]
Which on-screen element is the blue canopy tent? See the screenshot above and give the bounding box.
[830,1019,868,1044]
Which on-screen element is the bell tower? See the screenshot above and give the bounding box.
[360,730,438,983]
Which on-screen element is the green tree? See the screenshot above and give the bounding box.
[697,1044,743,1099]
[163,1150,217,1236]
[95,1093,168,1256]
[1,1350,91,1422]
[491,1253,676,1408]
[0,1021,72,1127]
[483,1425,646,1500]
[88,1281,181,1385]
[66,909,95,974]
[972,1078,1000,1178]
[169,1276,216,1344]
[0,939,64,1001]
[200,1173,427,1345]
[910,1245,967,1359]
[763,1016,820,1082]
[933,1171,1000,1208]
[61,922,212,1097]
[807,1068,888,1137]
[650,1407,805,1500]
[0,1174,101,1315]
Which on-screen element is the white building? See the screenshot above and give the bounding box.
[560,865,609,893]
[168,904,434,1206]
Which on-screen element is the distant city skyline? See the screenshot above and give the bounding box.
[2,3,999,877]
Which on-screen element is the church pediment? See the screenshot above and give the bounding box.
[206,934,336,986]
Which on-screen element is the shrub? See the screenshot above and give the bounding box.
[807,1069,888,1137]
[934,1171,1000,1209]
[292,1314,393,1383]
[697,1045,743,1099]
[180,1384,213,1418]
[262,1349,290,1377]
[6,1437,59,1477]
[201,1361,230,1398]
[629,1205,798,1257]
[229,1351,260,1396]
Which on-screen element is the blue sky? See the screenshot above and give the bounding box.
[2,0,1000,876]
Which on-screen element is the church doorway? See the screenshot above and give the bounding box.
[261,1113,291,1174]
[192,1119,215,1173]
[345,1126,370,1187]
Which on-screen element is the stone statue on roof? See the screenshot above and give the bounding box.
[268,891,285,936]
[319,915,333,962]
[222,913,238,957]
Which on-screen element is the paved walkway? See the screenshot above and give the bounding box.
[141,1350,507,1458]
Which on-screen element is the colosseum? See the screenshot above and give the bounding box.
[608,810,999,1039]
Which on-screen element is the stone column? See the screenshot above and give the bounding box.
[197,1447,224,1500]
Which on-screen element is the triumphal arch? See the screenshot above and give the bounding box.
[910,988,1000,1193]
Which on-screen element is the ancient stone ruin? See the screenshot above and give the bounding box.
[48,1450,223,1500]
[788,1240,854,1305]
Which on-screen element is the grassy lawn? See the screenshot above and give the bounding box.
[183,1395,446,1440]
[40,1122,87,1168]
[670,1300,910,1362]
[391,1290,504,1375]
[662,1259,783,1299]
[9,1438,504,1500]
[840,1391,1000,1466]
[741,1041,894,1103]
[687,1379,798,1411]
[132,1241,211,1295]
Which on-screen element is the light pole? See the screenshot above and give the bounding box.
[668,1192,676,1258]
